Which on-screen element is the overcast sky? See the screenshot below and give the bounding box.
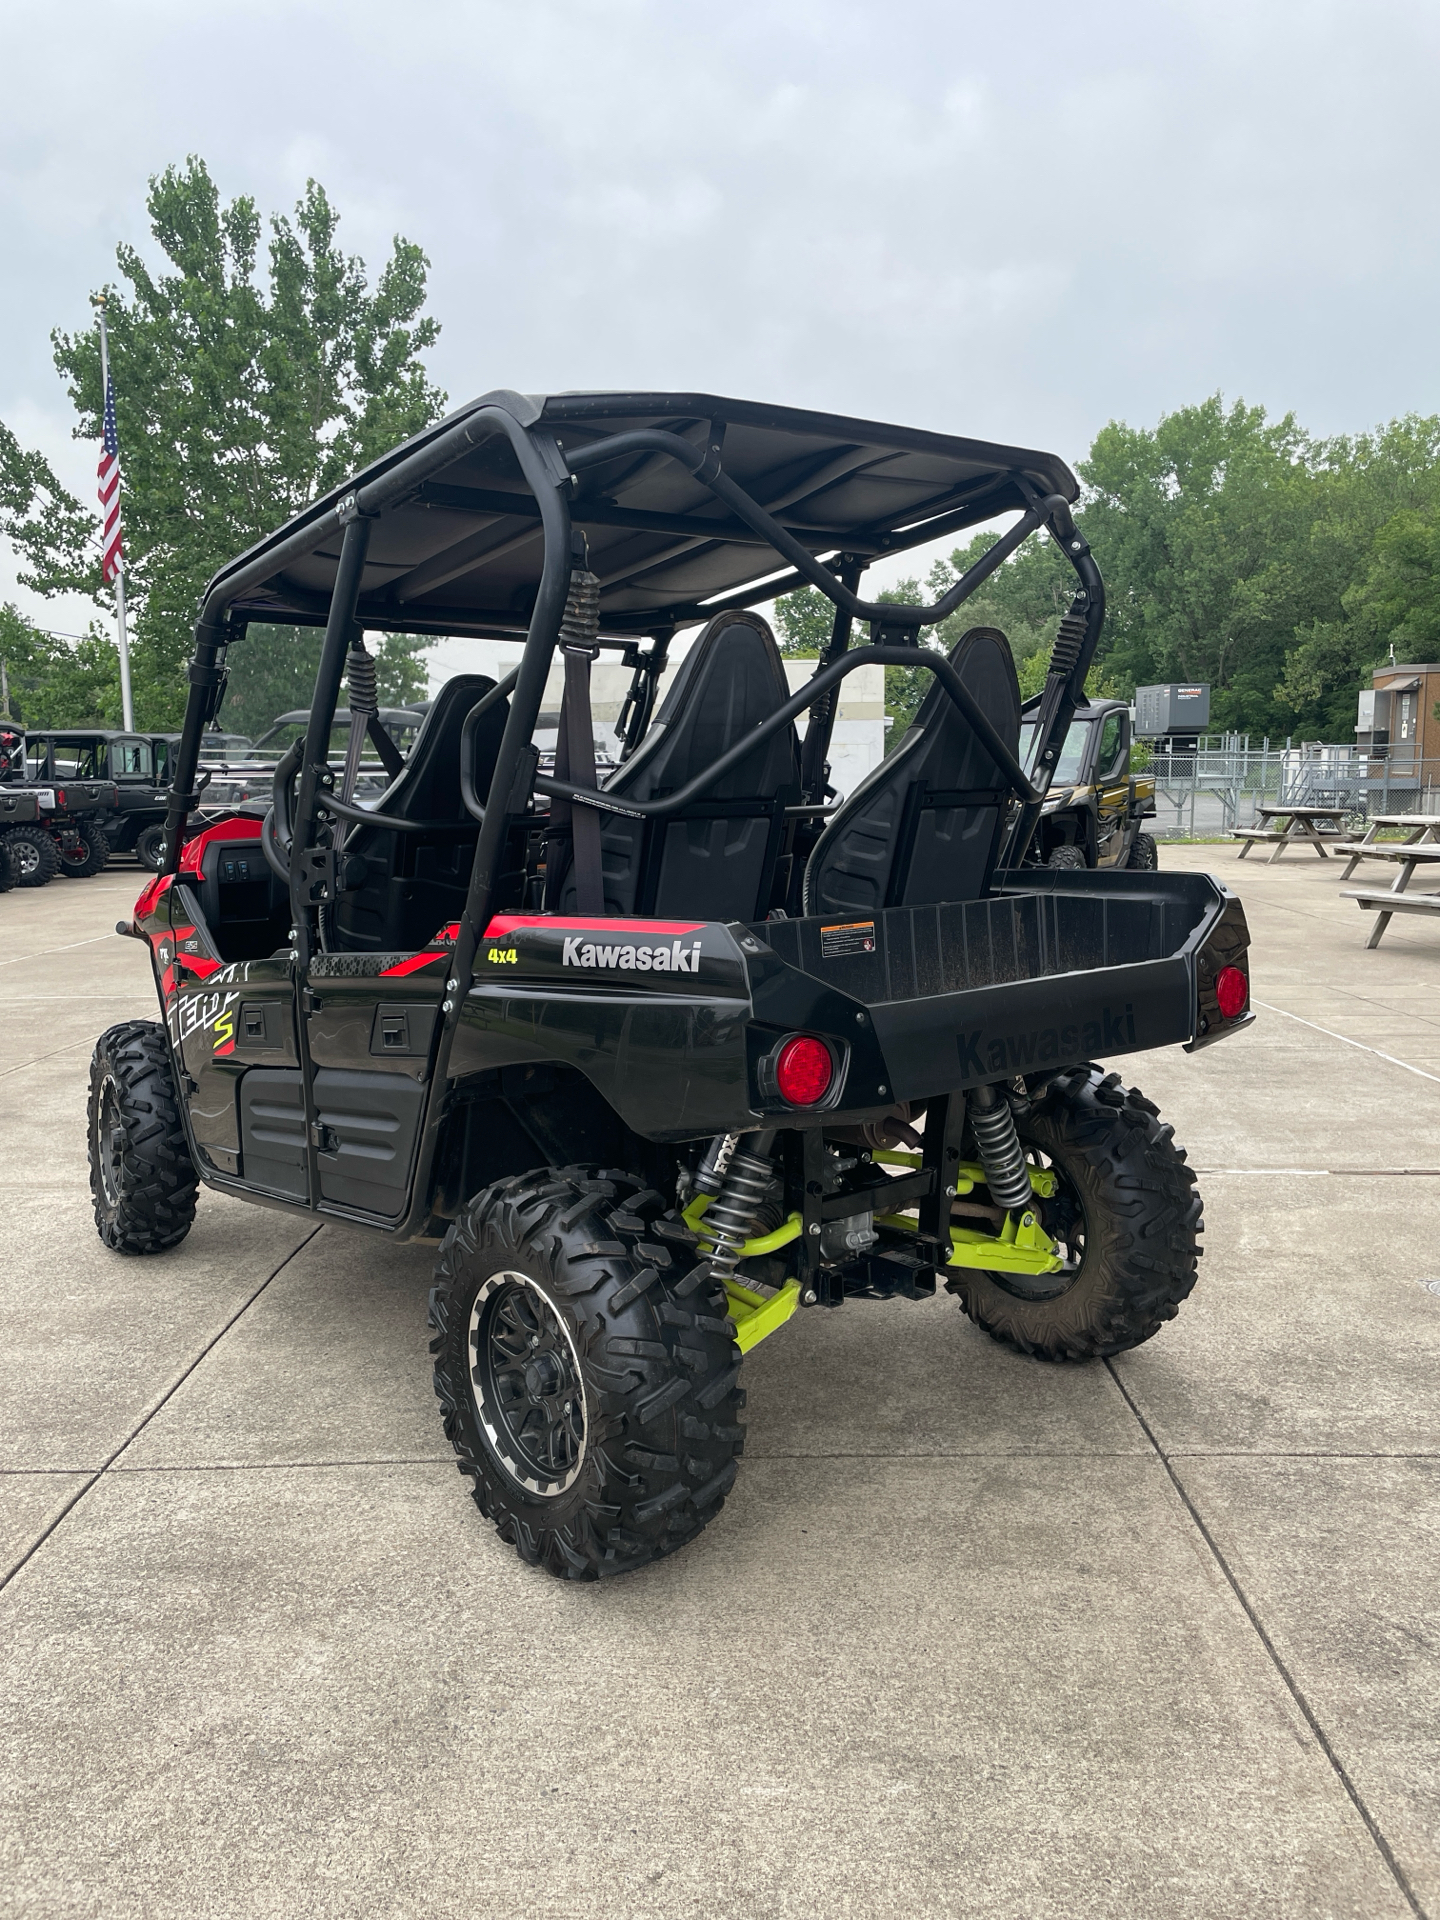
[5,0,1440,637]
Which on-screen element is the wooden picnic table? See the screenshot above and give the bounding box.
[1234,803,1353,862]
[1333,812,1440,879]
[1340,837,1440,947]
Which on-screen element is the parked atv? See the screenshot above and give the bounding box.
[1020,696,1158,871]
[88,388,1251,1582]
[0,788,39,888]
[22,730,176,871]
[0,731,118,883]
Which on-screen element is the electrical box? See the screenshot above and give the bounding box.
[1134,684,1211,737]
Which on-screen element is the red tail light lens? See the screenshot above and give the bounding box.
[57,787,67,808]
[1215,966,1248,1019]
[775,1035,834,1106]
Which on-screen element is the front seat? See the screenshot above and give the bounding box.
[332,673,507,951]
[802,627,1020,917]
[549,611,801,922]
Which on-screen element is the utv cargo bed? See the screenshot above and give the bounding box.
[755,868,1249,1100]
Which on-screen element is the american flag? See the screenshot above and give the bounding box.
[97,376,122,582]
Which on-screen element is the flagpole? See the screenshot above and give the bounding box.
[92,294,134,731]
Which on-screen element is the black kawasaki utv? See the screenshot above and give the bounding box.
[88,391,1252,1580]
[0,728,118,883]
[1021,696,1159,872]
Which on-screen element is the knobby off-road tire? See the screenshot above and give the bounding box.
[950,1066,1201,1360]
[430,1168,745,1580]
[58,823,110,878]
[0,840,15,891]
[135,824,168,873]
[4,824,60,887]
[88,1022,199,1254]
[1126,831,1159,871]
[1047,843,1088,870]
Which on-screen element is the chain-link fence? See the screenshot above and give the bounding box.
[1147,741,1440,837]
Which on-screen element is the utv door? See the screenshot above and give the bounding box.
[299,942,443,1219]
[1093,712,1132,867]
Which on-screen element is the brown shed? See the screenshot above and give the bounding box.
[1356,664,1440,771]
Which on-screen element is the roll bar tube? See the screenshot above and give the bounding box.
[565,428,1056,630]
[535,644,1042,819]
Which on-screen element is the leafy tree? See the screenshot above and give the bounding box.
[222,626,434,739]
[0,158,446,728]
[0,604,122,726]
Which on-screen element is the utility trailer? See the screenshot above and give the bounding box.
[88,390,1252,1579]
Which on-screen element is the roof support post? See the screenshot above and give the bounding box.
[398,417,574,1238]
[289,511,372,966]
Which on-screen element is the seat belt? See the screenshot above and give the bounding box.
[553,569,605,914]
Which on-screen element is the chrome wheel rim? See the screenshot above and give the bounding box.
[468,1271,587,1497]
[97,1075,125,1208]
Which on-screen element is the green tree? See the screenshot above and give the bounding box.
[0,157,446,728]
[0,604,123,726]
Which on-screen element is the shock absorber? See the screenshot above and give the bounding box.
[968,1084,1033,1214]
[700,1131,776,1282]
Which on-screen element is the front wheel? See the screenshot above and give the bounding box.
[58,824,110,878]
[950,1067,1202,1360]
[1046,843,1088,870]
[1126,831,1159,871]
[429,1168,745,1580]
[4,824,60,887]
[88,1022,199,1253]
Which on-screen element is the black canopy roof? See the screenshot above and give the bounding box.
[204,391,1079,640]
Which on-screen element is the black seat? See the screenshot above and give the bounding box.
[802,627,1020,917]
[332,673,507,951]
[550,611,801,921]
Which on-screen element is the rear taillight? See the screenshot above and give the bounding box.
[775,1035,834,1106]
[1215,966,1248,1019]
[56,787,67,808]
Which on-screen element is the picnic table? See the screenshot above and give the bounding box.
[1336,817,1440,946]
[1234,803,1352,861]
[1333,812,1440,879]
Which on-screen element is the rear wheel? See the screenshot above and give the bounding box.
[4,825,59,888]
[88,1022,199,1253]
[949,1067,1202,1360]
[1126,831,1159,870]
[429,1167,745,1580]
[135,824,168,872]
[58,824,110,877]
[1047,843,1088,870]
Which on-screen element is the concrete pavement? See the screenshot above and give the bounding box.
[1,849,1437,1918]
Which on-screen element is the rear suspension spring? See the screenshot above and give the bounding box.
[968,1085,1033,1213]
[701,1143,776,1281]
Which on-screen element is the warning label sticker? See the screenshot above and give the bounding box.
[820,920,877,957]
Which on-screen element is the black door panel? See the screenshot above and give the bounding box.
[312,1069,424,1215]
[238,1068,307,1196]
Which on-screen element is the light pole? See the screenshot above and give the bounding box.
[91,294,134,732]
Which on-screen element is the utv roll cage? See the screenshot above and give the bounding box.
[161,390,1105,1236]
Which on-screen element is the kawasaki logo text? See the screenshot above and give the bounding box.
[957,1004,1137,1077]
[562,937,702,974]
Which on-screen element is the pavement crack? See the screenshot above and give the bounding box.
[1103,1358,1429,1920]
[0,1225,324,1597]
[1254,999,1440,1087]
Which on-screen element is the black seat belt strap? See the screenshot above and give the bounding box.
[554,565,605,914]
